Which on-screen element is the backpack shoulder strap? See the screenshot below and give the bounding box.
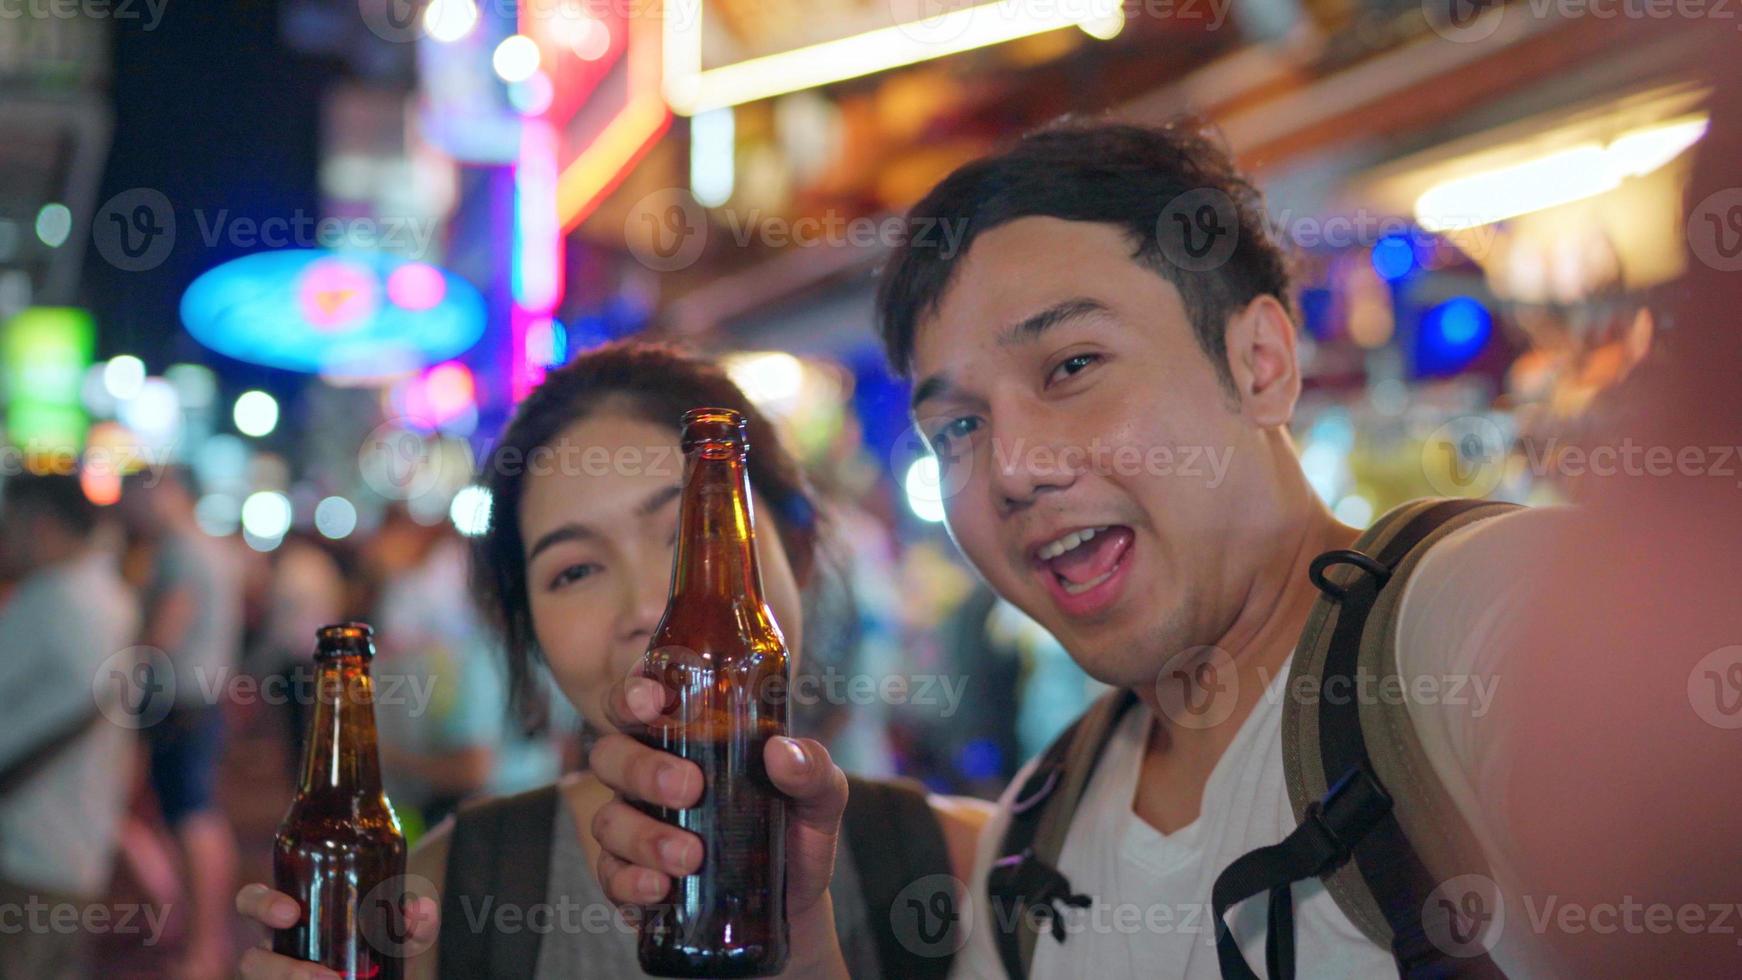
[1213,498,1520,980]
[841,774,957,978]
[438,784,561,980]
[986,687,1139,979]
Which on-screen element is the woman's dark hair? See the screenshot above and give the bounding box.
[473,341,831,719]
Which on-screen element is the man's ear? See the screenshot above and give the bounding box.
[1223,295,1301,428]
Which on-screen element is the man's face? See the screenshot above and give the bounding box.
[910,217,1273,687]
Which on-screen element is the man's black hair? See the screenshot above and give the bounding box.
[875,119,1294,392]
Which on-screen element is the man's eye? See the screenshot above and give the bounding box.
[549,563,602,589]
[929,416,981,453]
[1048,353,1101,385]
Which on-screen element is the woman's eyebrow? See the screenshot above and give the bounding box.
[527,486,682,562]
[526,523,596,564]
[637,484,682,517]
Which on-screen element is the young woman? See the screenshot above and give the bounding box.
[236,343,990,979]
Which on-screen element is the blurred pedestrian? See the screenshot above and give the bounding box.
[369,510,569,836]
[252,530,347,775]
[118,468,242,980]
[0,474,140,980]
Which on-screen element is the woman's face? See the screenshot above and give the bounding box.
[518,409,805,734]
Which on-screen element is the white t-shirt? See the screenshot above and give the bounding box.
[0,550,140,896]
[950,506,1560,978]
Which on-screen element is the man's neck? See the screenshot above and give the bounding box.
[1129,505,1356,834]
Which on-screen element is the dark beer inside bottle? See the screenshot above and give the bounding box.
[273,622,408,980]
[638,409,790,978]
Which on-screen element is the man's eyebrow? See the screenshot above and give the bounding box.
[911,371,957,410]
[996,298,1111,348]
[526,523,595,565]
[910,299,1109,409]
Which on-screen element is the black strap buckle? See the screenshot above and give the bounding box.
[1313,764,1395,864]
[1308,549,1392,602]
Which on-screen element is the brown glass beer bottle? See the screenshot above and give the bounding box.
[637,408,791,978]
[273,622,408,980]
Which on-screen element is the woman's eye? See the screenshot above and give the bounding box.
[928,416,981,453]
[1048,353,1101,385]
[549,563,602,589]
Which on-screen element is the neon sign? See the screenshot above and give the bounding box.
[180,251,486,377]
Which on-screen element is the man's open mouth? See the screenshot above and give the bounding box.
[1033,524,1134,596]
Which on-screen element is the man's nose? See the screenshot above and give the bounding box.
[987,416,1083,514]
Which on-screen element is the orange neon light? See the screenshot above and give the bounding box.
[554,7,671,231]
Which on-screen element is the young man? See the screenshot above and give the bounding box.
[586,120,1724,977]
[862,122,1552,977]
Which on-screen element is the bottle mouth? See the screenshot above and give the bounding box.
[682,407,749,454]
[316,622,375,658]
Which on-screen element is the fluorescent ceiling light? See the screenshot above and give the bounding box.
[663,0,1123,116]
[1416,115,1709,232]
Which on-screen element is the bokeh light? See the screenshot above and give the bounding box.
[314,496,358,539]
[34,203,71,247]
[903,457,947,523]
[386,262,447,311]
[233,390,279,438]
[449,485,492,536]
[423,0,478,43]
[493,35,541,84]
[241,491,293,540]
[103,355,147,400]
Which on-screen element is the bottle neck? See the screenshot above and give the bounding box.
[665,446,771,621]
[297,654,386,800]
